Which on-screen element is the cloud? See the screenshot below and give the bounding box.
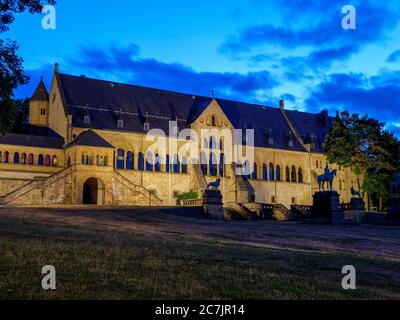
[17,43,279,104]
[386,50,400,63]
[220,1,399,69]
[305,72,400,126]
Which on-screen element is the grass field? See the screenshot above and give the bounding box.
[0,206,399,300]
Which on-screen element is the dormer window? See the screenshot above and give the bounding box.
[117,119,124,128]
[84,115,90,124]
[144,122,150,131]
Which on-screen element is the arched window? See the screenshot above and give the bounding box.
[276,165,281,181]
[298,167,303,183]
[181,156,188,174]
[21,153,27,164]
[67,157,71,167]
[209,153,217,177]
[4,151,9,163]
[155,154,161,172]
[104,156,108,166]
[126,151,134,170]
[81,154,85,164]
[200,152,207,175]
[38,154,44,166]
[269,163,274,181]
[45,155,51,166]
[251,162,258,180]
[219,139,224,151]
[203,138,208,149]
[291,165,297,182]
[286,166,290,182]
[173,154,180,173]
[85,155,89,165]
[262,164,267,181]
[14,152,20,164]
[209,136,217,149]
[138,152,144,170]
[52,156,58,167]
[166,154,170,173]
[219,153,224,177]
[212,115,216,126]
[116,148,125,169]
[146,152,153,171]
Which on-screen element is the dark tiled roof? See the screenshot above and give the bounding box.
[66,130,114,149]
[0,133,64,149]
[31,79,49,101]
[56,73,333,152]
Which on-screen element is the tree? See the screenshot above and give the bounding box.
[324,111,400,209]
[0,0,56,135]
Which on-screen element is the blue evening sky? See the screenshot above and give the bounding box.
[3,0,400,133]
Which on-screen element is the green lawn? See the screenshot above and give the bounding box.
[0,207,399,299]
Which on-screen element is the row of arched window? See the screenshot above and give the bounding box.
[80,154,108,166]
[0,151,58,167]
[115,149,188,174]
[200,152,225,177]
[242,162,304,183]
[203,137,224,150]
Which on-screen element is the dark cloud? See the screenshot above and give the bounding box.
[220,1,399,70]
[386,50,400,63]
[16,44,279,104]
[305,72,400,127]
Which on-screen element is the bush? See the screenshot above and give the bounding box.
[176,191,199,205]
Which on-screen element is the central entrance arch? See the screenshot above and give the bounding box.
[83,178,104,205]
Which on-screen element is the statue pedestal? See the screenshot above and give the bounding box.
[312,191,342,220]
[350,197,365,210]
[203,189,225,220]
[387,197,400,221]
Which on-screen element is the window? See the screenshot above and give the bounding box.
[298,167,303,183]
[14,152,20,164]
[262,164,267,181]
[155,154,161,172]
[289,139,294,148]
[45,155,51,166]
[138,152,144,171]
[28,154,34,165]
[269,163,274,181]
[219,153,224,177]
[144,122,150,131]
[291,165,297,182]
[83,115,90,124]
[181,156,187,174]
[173,154,180,173]
[209,153,217,177]
[166,154,170,173]
[67,157,71,167]
[251,163,258,180]
[276,165,281,181]
[209,136,217,149]
[126,151,134,170]
[116,149,125,169]
[146,152,153,171]
[286,166,290,182]
[268,137,274,145]
[4,151,9,163]
[271,196,276,203]
[0,151,2,163]
[117,119,124,128]
[203,138,208,149]
[291,197,297,204]
[52,156,58,167]
[38,154,44,166]
[219,139,224,151]
[211,115,216,127]
[81,154,85,164]
[21,153,27,164]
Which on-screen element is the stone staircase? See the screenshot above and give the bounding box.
[113,170,163,206]
[225,202,258,220]
[1,167,73,205]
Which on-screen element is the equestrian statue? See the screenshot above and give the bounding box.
[318,165,337,191]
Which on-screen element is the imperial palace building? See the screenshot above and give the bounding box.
[0,64,358,211]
